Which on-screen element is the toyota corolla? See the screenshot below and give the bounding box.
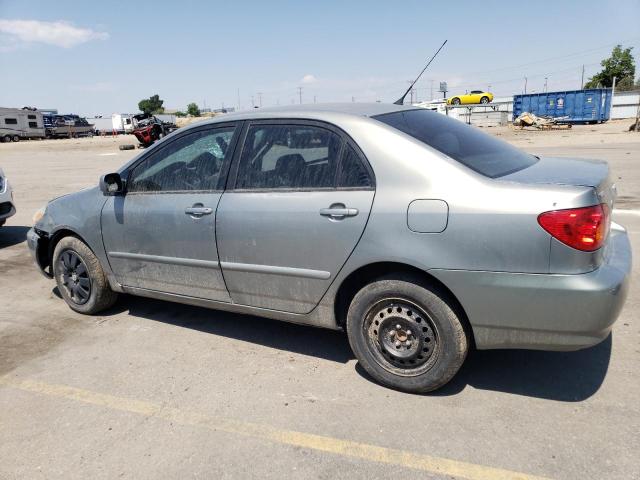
[27,104,631,393]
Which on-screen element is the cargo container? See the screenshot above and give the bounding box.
[512,88,612,124]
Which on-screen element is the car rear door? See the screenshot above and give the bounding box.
[101,123,239,301]
[216,120,375,314]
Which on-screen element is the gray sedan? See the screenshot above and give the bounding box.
[27,103,631,393]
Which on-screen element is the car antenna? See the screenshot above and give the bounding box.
[394,39,448,106]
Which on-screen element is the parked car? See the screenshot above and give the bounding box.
[27,103,631,393]
[44,114,95,138]
[0,167,16,227]
[447,90,494,105]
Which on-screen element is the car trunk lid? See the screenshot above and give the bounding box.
[500,156,616,210]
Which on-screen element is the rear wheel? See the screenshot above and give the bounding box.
[53,236,118,314]
[346,275,468,393]
[12,135,20,142]
[480,96,490,104]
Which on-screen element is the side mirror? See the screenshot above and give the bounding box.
[99,173,124,196]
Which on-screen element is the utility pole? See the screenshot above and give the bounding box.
[544,77,548,93]
[257,92,263,108]
[351,96,355,103]
[237,88,241,111]
[313,95,316,104]
[430,80,434,101]
[524,76,528,94]
[297,87,303,104]
[488,84,492,93]
[611,76,617,121]
[251,95,255,108]
[580,65,585,89]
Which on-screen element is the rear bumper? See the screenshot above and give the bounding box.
[430,223,632,351]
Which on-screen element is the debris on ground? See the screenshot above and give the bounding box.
[119,144,135,151]
[514,112,572,130]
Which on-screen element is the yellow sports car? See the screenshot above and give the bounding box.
[446,90,494,105]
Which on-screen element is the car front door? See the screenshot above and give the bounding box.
[101,124,238,301]
[216,121,375,314]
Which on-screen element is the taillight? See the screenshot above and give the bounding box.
[538,203,610,252]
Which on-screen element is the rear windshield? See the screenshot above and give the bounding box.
[373,109,537,178]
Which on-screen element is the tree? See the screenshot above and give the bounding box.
[138,94,165,114]
[584,45,635,89]
[174,111,186,117]
[187,103,201,116]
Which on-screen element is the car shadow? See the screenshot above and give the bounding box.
[105,295,355,364]
[95,294,612,401]
[356,335,612,402]
[0,225,29,249]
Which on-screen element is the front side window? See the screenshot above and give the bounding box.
[374,109,537,178]
[28,114,36,119]
[128,127,235,193]
[235,124,342,189]
[28,121,38,128]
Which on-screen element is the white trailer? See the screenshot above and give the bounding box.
[112,113,134,134]
[0,107,45,142]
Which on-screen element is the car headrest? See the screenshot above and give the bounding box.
[275,154,306,173]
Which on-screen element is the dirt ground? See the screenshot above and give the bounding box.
[0,120,639,480]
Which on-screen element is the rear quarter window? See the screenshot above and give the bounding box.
[373,109,537,178]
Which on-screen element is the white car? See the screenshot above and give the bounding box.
[0,167,16,227]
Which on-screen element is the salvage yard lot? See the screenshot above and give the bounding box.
[1,121,639,479]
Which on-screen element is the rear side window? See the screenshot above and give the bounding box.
[235,124,341,189]
[339,144,372,188]
[4,118,17,125]
[374,109,537,178]
[28,122,38,128]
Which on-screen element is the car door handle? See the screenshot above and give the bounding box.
[185,206,213,216]
[319,205,359,219]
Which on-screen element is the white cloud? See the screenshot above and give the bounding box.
[301,74,317,84]
[0,19,109,49]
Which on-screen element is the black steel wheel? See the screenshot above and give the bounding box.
[58,249,91,305]
[346,274,468,393]
[364,299,439,376]
[53,236,118,314]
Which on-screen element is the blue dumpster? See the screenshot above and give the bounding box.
[513,88,612,123]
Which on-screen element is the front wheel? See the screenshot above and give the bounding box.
[480,96,490,104]
[53,236,118,314]
[346,275,468,393]
[451,97,461,105]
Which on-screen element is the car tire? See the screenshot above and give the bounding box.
[480,96,490,104]
[346,274,468,393]
[53,236,118,314]
[451,97,461,105]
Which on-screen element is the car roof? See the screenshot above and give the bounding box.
[197,103,417,125]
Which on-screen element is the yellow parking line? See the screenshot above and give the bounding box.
[0,376,550,480]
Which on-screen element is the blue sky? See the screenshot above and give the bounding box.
[1,0,639,116]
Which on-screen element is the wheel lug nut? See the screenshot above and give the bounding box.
[395,341,401,347]
[389,330,396,336]
[406,330,412,336]
[405,340,411,346]
[396,324,401,330]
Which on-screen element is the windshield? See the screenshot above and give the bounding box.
[374,109,537,178]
